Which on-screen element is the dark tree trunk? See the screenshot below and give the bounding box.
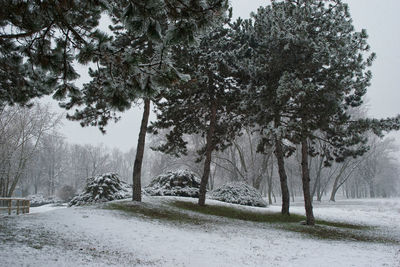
[198,101,217,206]
[274,139,290,215]
[274,115,290,215]
[301,139,315,225]
[132,98,151,202]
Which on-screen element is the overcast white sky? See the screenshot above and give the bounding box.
[53,0,400,154]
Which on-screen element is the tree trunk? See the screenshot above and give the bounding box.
[329,163,348,201]
[317,185,322,202]
[274,140,290,215]
[253,174,263,191]
[311,155,324,201]
[209,164,217,191]
[132,98,151,202]
[34,174,39,195]
[301,139,315,226]
[274,128,290,215]
[369,181,375,198]
[267,161,273,205]
[198,101,217,206]
[230,147,239,181]
[267,184,273,204]
[0,178,4,197]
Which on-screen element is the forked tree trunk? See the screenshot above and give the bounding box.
[301,139,315,225]
[198,101,217,206]
[132,98,151,202]
[329,161,350,201]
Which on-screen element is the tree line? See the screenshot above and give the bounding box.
[0,103,135,199]
[2,104,397,205]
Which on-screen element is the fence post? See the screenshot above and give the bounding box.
[27,200,30,213]
[8,199,11,215]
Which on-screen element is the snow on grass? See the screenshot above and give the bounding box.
[271,198,400,242]
[29,203,67,214]
[0,197,399,266]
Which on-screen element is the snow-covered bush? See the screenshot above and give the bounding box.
[28,194,61,207]
[69,173,131,206]
[144,170,201,198]
[210,182,267,207]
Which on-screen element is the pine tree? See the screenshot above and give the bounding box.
[247,0,399,225]
[62,0,229,202]
[149,18,246,206]
[0,0,104,105]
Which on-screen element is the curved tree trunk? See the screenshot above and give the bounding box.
[329,178,339,202]
[274,116,290,215]
[198,101,217,206]
[329,160,352,201]
[301,139,315,225]
[132,98,151,202]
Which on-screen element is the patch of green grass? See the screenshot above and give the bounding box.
[106,201,209,225]
[0,220,64,249]
[106,200,398,244]
[280,224,386,244]
[171,201,368,230]
[281,224,398,244]
[170,200,399,244]
[172,200,304,223]
[316,220,369,230]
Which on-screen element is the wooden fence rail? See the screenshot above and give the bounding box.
[0,198,30,215]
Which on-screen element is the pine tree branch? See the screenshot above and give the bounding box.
[0,31,41,39]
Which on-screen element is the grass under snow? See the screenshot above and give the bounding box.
[106,197,398,245]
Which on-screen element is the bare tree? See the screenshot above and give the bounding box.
[0,104,62,197]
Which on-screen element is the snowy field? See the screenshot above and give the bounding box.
[1,197,399,267]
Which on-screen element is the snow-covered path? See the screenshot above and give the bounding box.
[1,198,399,267]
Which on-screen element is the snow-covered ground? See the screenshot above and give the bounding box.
[1,197,399,267]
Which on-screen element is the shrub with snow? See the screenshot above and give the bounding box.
[69,173,131,206]
[144,170,201,198]
[28,194,61,207]
[210,182,267,207]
